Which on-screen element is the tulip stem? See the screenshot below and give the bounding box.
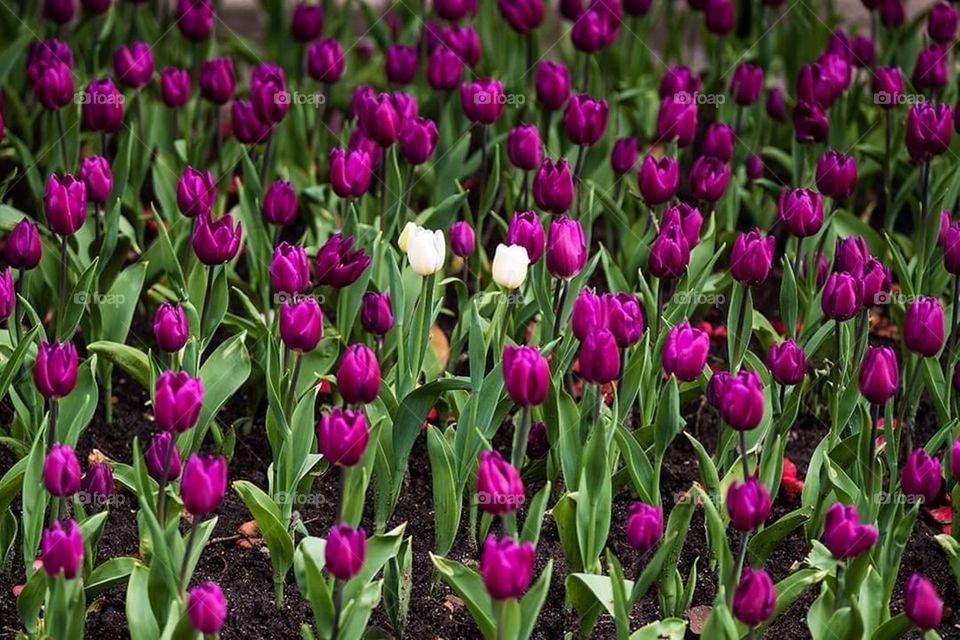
[883,109,894,229]
[412,273,436,383]
[331,579,344,640]
[738,430,750,480]
[48,398,58,449]
[731,530,749,606]
[551,279,569,341]
[199,266,216,353]
[572,144,586,217]
[260,131,274,187]
[55,109,69,172]
[868,403,879,517]
[285,351,303,420]
[178,517,200,594]
[479,125,488,203]
[157,437,176,526]
[511,405,531,469]
[57,235,68,338]
[946,273,960,368]
[918,159,932,290]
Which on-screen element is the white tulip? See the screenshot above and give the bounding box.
[492,243,529,289]
[407,226,446,276]
[398,221,418,253]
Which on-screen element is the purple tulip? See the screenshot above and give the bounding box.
[398,116,439,165]
[719,370,765,431]
[821,272,863,321]
[307,38,345,83]
[533,158,574,214]
[904,297,945,357]
[5,219,42,270]
[42,519,84,578]
[440,25,481,66]
[154,371,203,433]
[660,65,700,99]
[460,79,505,124]
[360,292,394,336]
[943,221,960,274]
[192,213,242,265]
[626,502,663,552]
[82,462,114,502]
[280,298,323,353]
[913,45,948,91]
[325,524,366,580]
[730,229,775,286]
[290,1,323,41]
[766,87,787,121]
[44,444,81,497]
[146,432,181,481]
[851,36,875,67]
[823,503,877,559]
[571,289,608,341]
[427,46,463,92]
[951,436,960,481]
[318,408,369,467]
[113,42,154,88]
[623,0,652,15]
[796,63,835,109]
[79,155,112,203]
[872,66,903,108]
[648,219,690,279]
[901,448,942,502]
[34,340,78,399]
[746,154,763,181]
[610,137,638,174]
[859,346,899,404]
[81,79,124,133]
[45,174,87,236]
[861,258,892,307]
[449,221,475,257]
[545,216,586,279]
[507,124,543,171]
[834,235,870,276]
[176,0,213,41]
[815,151,857,200]
[385,45,418,85]
[638,155,679,205]
[153,303,190,352]
[476,450,524,515]
[793,100,830,143]
[507,211,546,264]
[608,293,644,348]
[337,344,381,404]
[480,535,535,599]
[656,94,698,147]
[527,421,549,459]
[768,340,805,385]
[571,8,607,52]
[689,156,731,202]
[315,233,371,287]
[579,330,620,383]
[727,477,771,531]
[706,371,731,409]
[180,454,227,516]
[928,1,958,43]
[536,61,571,110]
[663,321,709,381]
[262,180,297,226]
[176,167,215,219]
[200,57,236,104]
[434,0,476,20]
[733,568,776,626]
[271,243,311,295]
[251,63,289,125]
[702,122,735,161]
[778,187,823,237]
[43,0,74,22]
[33,60,74,110]
[329,148,373,198]
[160,67,191,108]
[187,582,227,634]
[563,93,607,147]
[231,99,271,144]
[0,271,13,323]
[497,0,543,33]
[817,52,852,97]
[729,63,763,106]
[502,345,548,406]
[27,39,74,84]
[906,102,953,162]
[904,574,943,630]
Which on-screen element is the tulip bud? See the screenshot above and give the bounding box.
[79,155,112,203]
[822,502,877,559]
[913,45,948,91]
[719,370,765,430]
[688,155,731,202]
[82,462,114,503]
[571,289,608,341]
[707,370,731,409]
[656,95,698,147]
[199,57,236,104]
[815,151,857,200]
[176,167,215,219]
[507,211,545,264]
[492,244,529,290]
[950,436,960,480]
[192,213,242,266]
[176,0,213,41]
[180,454,227,516]
[329,148,373,198]
[0,270,13,323]
[904,297,945,357]
[325,524,366,579]
[427,46,463,92]
[563,93,608,147]
[33,60,74,110]
[726,477,771,531]
[729,63,763,106]
[610,137,638,174]
[648,220,690,279]
[851,36,875,67]
[307,38,346,83]
[449,221,475,258]
[405,225,446,276]
[146,432,181,481]
[821,272,863,321]
[833,235,870,276]
[497,0,543,33]
[507,124,543,171]
[929,1,958,43]
[34,340,78,399]
[271,243,311,295]
[250,63,289,125]
[318,407,369,467]
[314,234,370,288]
[732,568,776,626]
[767,339,804,385]
[667,202,703,248]
[153,303,189,352]
[41,519,84,578]
[337,344,380,404]
[906,102,953,162]
[279,298,323,353]
[434,0,476,21]
[260,179,297,226]
[943,221,960,274]
[608,293,644,348]
[626,502,663,552]
[81,78,123,133]
[704,0,734,33]
[460,79,506,124]
[396,117,437,165]
[659,65,700,100]
[187,582,227,635]
[113,42,154,89]
[663,321,709,381]
[579,330,620,383]
[155,371,203,433]
[476,450,524,515]
[291,1,323,41]
[480,535,535,599]
[5,219,42,270]
[535,61,571,110]
[533,158,574,214]
[702,122,735,161]
[44,443,81,497]
[778,188,823,238]
[766,86,787,121]
[43,0,74,23]
[858,346,899,405]
[527,421,549,459]
[901,448,942,502]
[745,154,763,181]
[546,216,586,279]
[904,574,943,630]
[730,229,775,286]
[872,66,903,109]
[45,174,87,236]
[637,155,679,205]
[159,67,191,108]
[360,292,394,336]
[793,99,830,143]
[385,45,418,85]
[502,345,549,406]
[231,99,271,144]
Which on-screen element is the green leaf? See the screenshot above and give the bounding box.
[655,377,684,457]
[126,562,159,640]
[517,560,553,640]
[97,261,148,343]
[233,480,294,599]
[85,557,136,598]
[427,425,463,556]
[184,332,251,452]
[629,618,688,640]
[748,507,813,563]
[60,357,99,447]
[86,341,151,388]
[430,554,495,639]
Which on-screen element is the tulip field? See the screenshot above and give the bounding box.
[4,0,960,637]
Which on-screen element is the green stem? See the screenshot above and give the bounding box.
[57,235,68,338]
[739,430,750,480]
[285,351,303,420]
[332,579,344,640]
[178,518,200,594]
[411,273,436,383]
[552,279,569,341]
[511,405,532,469]
[157,436,176,526]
